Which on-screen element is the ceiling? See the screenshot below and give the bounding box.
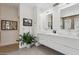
[22,3,53,12]
[36,3,53,12]
[0,3,53,11]
[0,3,19,8]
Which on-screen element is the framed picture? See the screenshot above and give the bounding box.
[1,20,17,30]
[23,18,32,26]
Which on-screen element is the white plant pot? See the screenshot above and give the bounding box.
[24,43,27,48]
[19,41,31,48]
[19,42,27,48]
[23,43,31,48]
[26,44,31,48]
[35,42,40,47]
[19,41,23,48]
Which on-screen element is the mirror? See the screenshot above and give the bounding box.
[61,15,79,30]
[47,14,53,29]
[60,4,79,30]
[1,20,17,30]
[61,16,74,30]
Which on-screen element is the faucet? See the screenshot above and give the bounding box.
[53,30,56,34]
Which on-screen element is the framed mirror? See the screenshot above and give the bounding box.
[61,16,74,30]
[23,18,32,26]
[1,20,17,30]
[47,14,53,29]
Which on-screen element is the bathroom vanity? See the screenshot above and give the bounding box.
[37,33,79,55]
[37,3,79,55]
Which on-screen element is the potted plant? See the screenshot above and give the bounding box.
[33,37,40,47]
[17,32,36,48]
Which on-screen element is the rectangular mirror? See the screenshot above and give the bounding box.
[60,4,79,30]
[1,20,17,30]
[61,16,74,30]
[47,14,53,29]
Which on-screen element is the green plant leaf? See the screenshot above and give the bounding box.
[20,32,36,45]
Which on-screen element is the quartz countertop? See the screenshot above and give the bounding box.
[38,32,79,40]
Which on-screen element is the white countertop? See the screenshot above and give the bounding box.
[38,32,79,40]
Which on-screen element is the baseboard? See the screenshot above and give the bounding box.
[0,43,19,52]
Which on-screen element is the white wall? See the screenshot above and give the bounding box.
[20,3,36,35]
[36,7,44,33]
[20,3,38,36]
[36,6,61,33]
[53,6,61,31]
[61,4,79,17]
[0,5,19,45]
[32,6,37,35]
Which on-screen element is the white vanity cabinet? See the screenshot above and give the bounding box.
[38,33,79,55]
